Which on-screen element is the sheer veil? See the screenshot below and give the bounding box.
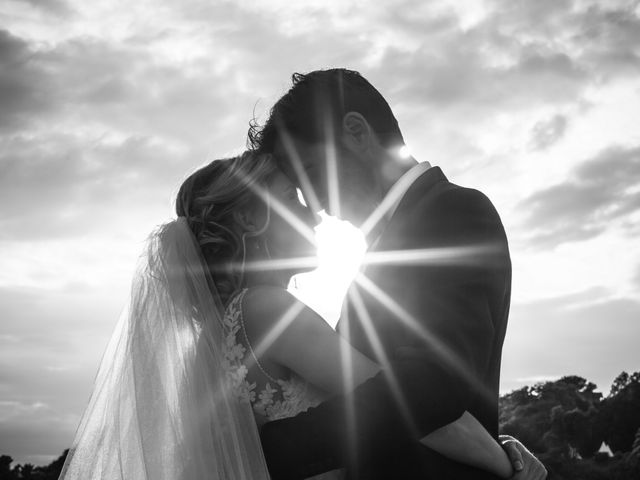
[59,218,270,479]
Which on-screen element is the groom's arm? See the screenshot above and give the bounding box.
[260,346,473,478]
[261,360,467,479]
[261,187,508,478]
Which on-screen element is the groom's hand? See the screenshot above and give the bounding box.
[499,435,547,479]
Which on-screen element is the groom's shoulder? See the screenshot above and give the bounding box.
[414,177,497,218]
[441,183,494,210]
[408,167,488,206]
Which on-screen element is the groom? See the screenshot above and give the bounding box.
[251,69,545,479]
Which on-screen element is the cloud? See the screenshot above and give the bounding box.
[0,284,124,443]
[488,0,640,79]
[528,114,568,151]
[13,0,73,16]
[5,0,636,133]
[0,132,189,240]
[0,28,242,141]
[0,26,267,242]
[574,2,640,80]
[0,30,58,130]
[375,27,589,116]
[0,284,120,463]
[160,0,636,130]
[514,375,563,385]
[169,0,374,96]
[0,400,77,464]
[517,145,640,248]
[363,0,640,126]
[634,264,640,288]
[501,289,640,394]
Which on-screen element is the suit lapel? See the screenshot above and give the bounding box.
[338,167,449,346]
[370,166,448,254]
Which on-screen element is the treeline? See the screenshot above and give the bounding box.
[2,371,639,479]
[500,371,640,480]
[0,451,66,480]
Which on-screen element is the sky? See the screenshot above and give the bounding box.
[1,0,640,466]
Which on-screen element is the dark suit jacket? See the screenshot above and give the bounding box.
[260,167,512,480]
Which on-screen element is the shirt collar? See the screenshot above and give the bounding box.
[360,161,432,239]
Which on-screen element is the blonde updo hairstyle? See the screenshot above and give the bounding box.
[175,151,279,305]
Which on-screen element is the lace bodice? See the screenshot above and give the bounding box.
[222,289,325,422]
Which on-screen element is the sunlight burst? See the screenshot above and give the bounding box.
[290,214,366,327]
[398,144,411,159]
[315,213,366,279]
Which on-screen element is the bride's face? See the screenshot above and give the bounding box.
[258,171,318,271]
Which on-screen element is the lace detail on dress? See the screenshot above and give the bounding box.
[222,289,325,422]
[222,291,256,404]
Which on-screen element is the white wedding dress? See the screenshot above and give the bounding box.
[59,219,342,480]
[223,289,344,480]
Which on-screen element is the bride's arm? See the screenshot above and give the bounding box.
[242,286,380,394]
[243,287,513,477]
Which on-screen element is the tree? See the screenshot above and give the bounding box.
[600,371,640,453]
[0,455,17,480]
[562,406,603,457]
[610,372,630,396]
[500,386,549,452]
[0,450,67,480]
[16,463,34,479]
[499,376,604,458]
[37,449,68,480]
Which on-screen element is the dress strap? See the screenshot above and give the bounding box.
[237,289,279,385]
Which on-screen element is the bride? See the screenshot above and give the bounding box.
[59,151,525,479]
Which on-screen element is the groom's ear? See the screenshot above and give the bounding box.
[341,112,374,153]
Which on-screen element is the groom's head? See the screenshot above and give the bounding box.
[250,68,409,226]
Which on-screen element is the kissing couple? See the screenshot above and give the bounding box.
[60,69,547,479]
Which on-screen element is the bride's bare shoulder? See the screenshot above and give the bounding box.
[242,285,299,316]
[240,286,304,336]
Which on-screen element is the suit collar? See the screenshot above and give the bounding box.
[401,166,447,204]
[382,161,433,223]
[368,166,448,248]
[361,161,432,239]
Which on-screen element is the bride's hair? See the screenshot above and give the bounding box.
[175,151,278,304]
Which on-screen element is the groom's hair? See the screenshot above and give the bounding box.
[248,68,405,153]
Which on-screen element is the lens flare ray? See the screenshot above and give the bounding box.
[275,124,323,215]
[354,273,493,400]
[230,256,319,272]
[323,114,341,218]
[244,177,317,246]
[347,287,418,436]
[359,162,431,238]
[336,302,358,468]
[361,244,502,269]
[250,300,306,361]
